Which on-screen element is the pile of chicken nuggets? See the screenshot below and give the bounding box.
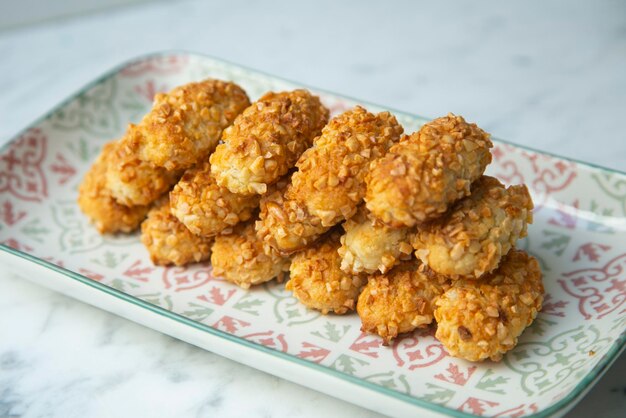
[78,79,544,362]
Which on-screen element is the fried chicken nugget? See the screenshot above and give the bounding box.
[211,221,291,289]
[78,141,150,233]
[106,125,181,206]
[141,198,213,266]
[170,159,259,237]
[210,90,329,195]
[286,232,366,314]
[256,178,328,255]
[412,176,533,278]
[434,249,544,362]
[338,206,413,274]
[366,114,493,227]
[135,79,250,171]
[357,261,450,344]
[288,106,404,227]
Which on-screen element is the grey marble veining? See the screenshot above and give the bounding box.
[0,1,625,417]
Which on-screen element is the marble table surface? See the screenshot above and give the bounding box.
[0,1,624,417]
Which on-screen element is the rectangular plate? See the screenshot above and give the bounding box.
[1,52,624,418]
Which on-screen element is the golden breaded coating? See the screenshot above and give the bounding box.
[211,221,291,289]
[210,90,329,195]
[106,125,181,206]
[135,79,250,171]
[288,106,403,227]
[412,176,533,278]
[140,198,213,266]
[366,114,493,227]
[357,261,450,344]
[338,206,413,274]
[170,159,259,237]
[286,232,366,314]
[256,179,328,255]
[78,141,150,233]
[434,250,543,362]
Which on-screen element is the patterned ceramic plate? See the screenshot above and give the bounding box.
[0,52,624,418]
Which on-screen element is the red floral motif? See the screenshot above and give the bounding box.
[133,79,170,102]
[297,342,331,363]
[197,285,237,306]
[523,151,577,196]
[541,294,569,317]
[0,128,48,202]
[434,363,477,386]
[573,242,611,263]
[559,253,626,320]
[242,331,288,352]
[50,153,76,185]
[491,144,525,185]
[213,315,250,333]
[78,267,104,281]
[0,200,26,226]
[349,332,383,358]
[122,260,154,282]
[119,55,189,77]
[493,403,538,417]
[163,265,213,292]
[458,397,499,416]
[2,238,33,252]
[392,333,448,370]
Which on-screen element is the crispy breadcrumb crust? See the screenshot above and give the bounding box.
[434,250,544,362]
[106,124,181,206]
[170,159,259,237]
[366,114,493,227]
[256,178,329,255]
[288,106,403,227]
[210,90,329,195]
[135,79,250,171]
[286,232,366,314]
[412,176,533,278]
[338,206,413,274]
[78,141,150,233]
[211,221,291,289]
[357,261,450,344]
[140,198,213,266]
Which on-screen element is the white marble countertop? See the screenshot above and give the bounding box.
[0,1,624,417]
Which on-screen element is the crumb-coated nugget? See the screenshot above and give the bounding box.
[366,114,493,227]
[286,232,366,314]
[434,250,543,362]
[210,90,329,195]
[211,221,291,289]
[141,198,213,266]
[338,206,413,274]
[78,141,150,233]
[135,79,250,171]
[412,176,533,278]
[256,178,328,255]
[106,125,181,206]
[170,159,259,237]
[288,106,403,227]
[357,261,450,344]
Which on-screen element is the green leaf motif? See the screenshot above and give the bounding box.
[421,383,455,405]
[311,321,351,342]
[233,293,265,316]
[20,219,50,243]
[330,354,368,375]
[363,372,411,394]
[91,251,128,268]
[181,302,214,322]
[540,230,571,256]
[48,77,120,137]
[67,137,101,162]
[476,369,509,394]
[529,317,557,337]
[109,278,140,292]
[136,292,174,311]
